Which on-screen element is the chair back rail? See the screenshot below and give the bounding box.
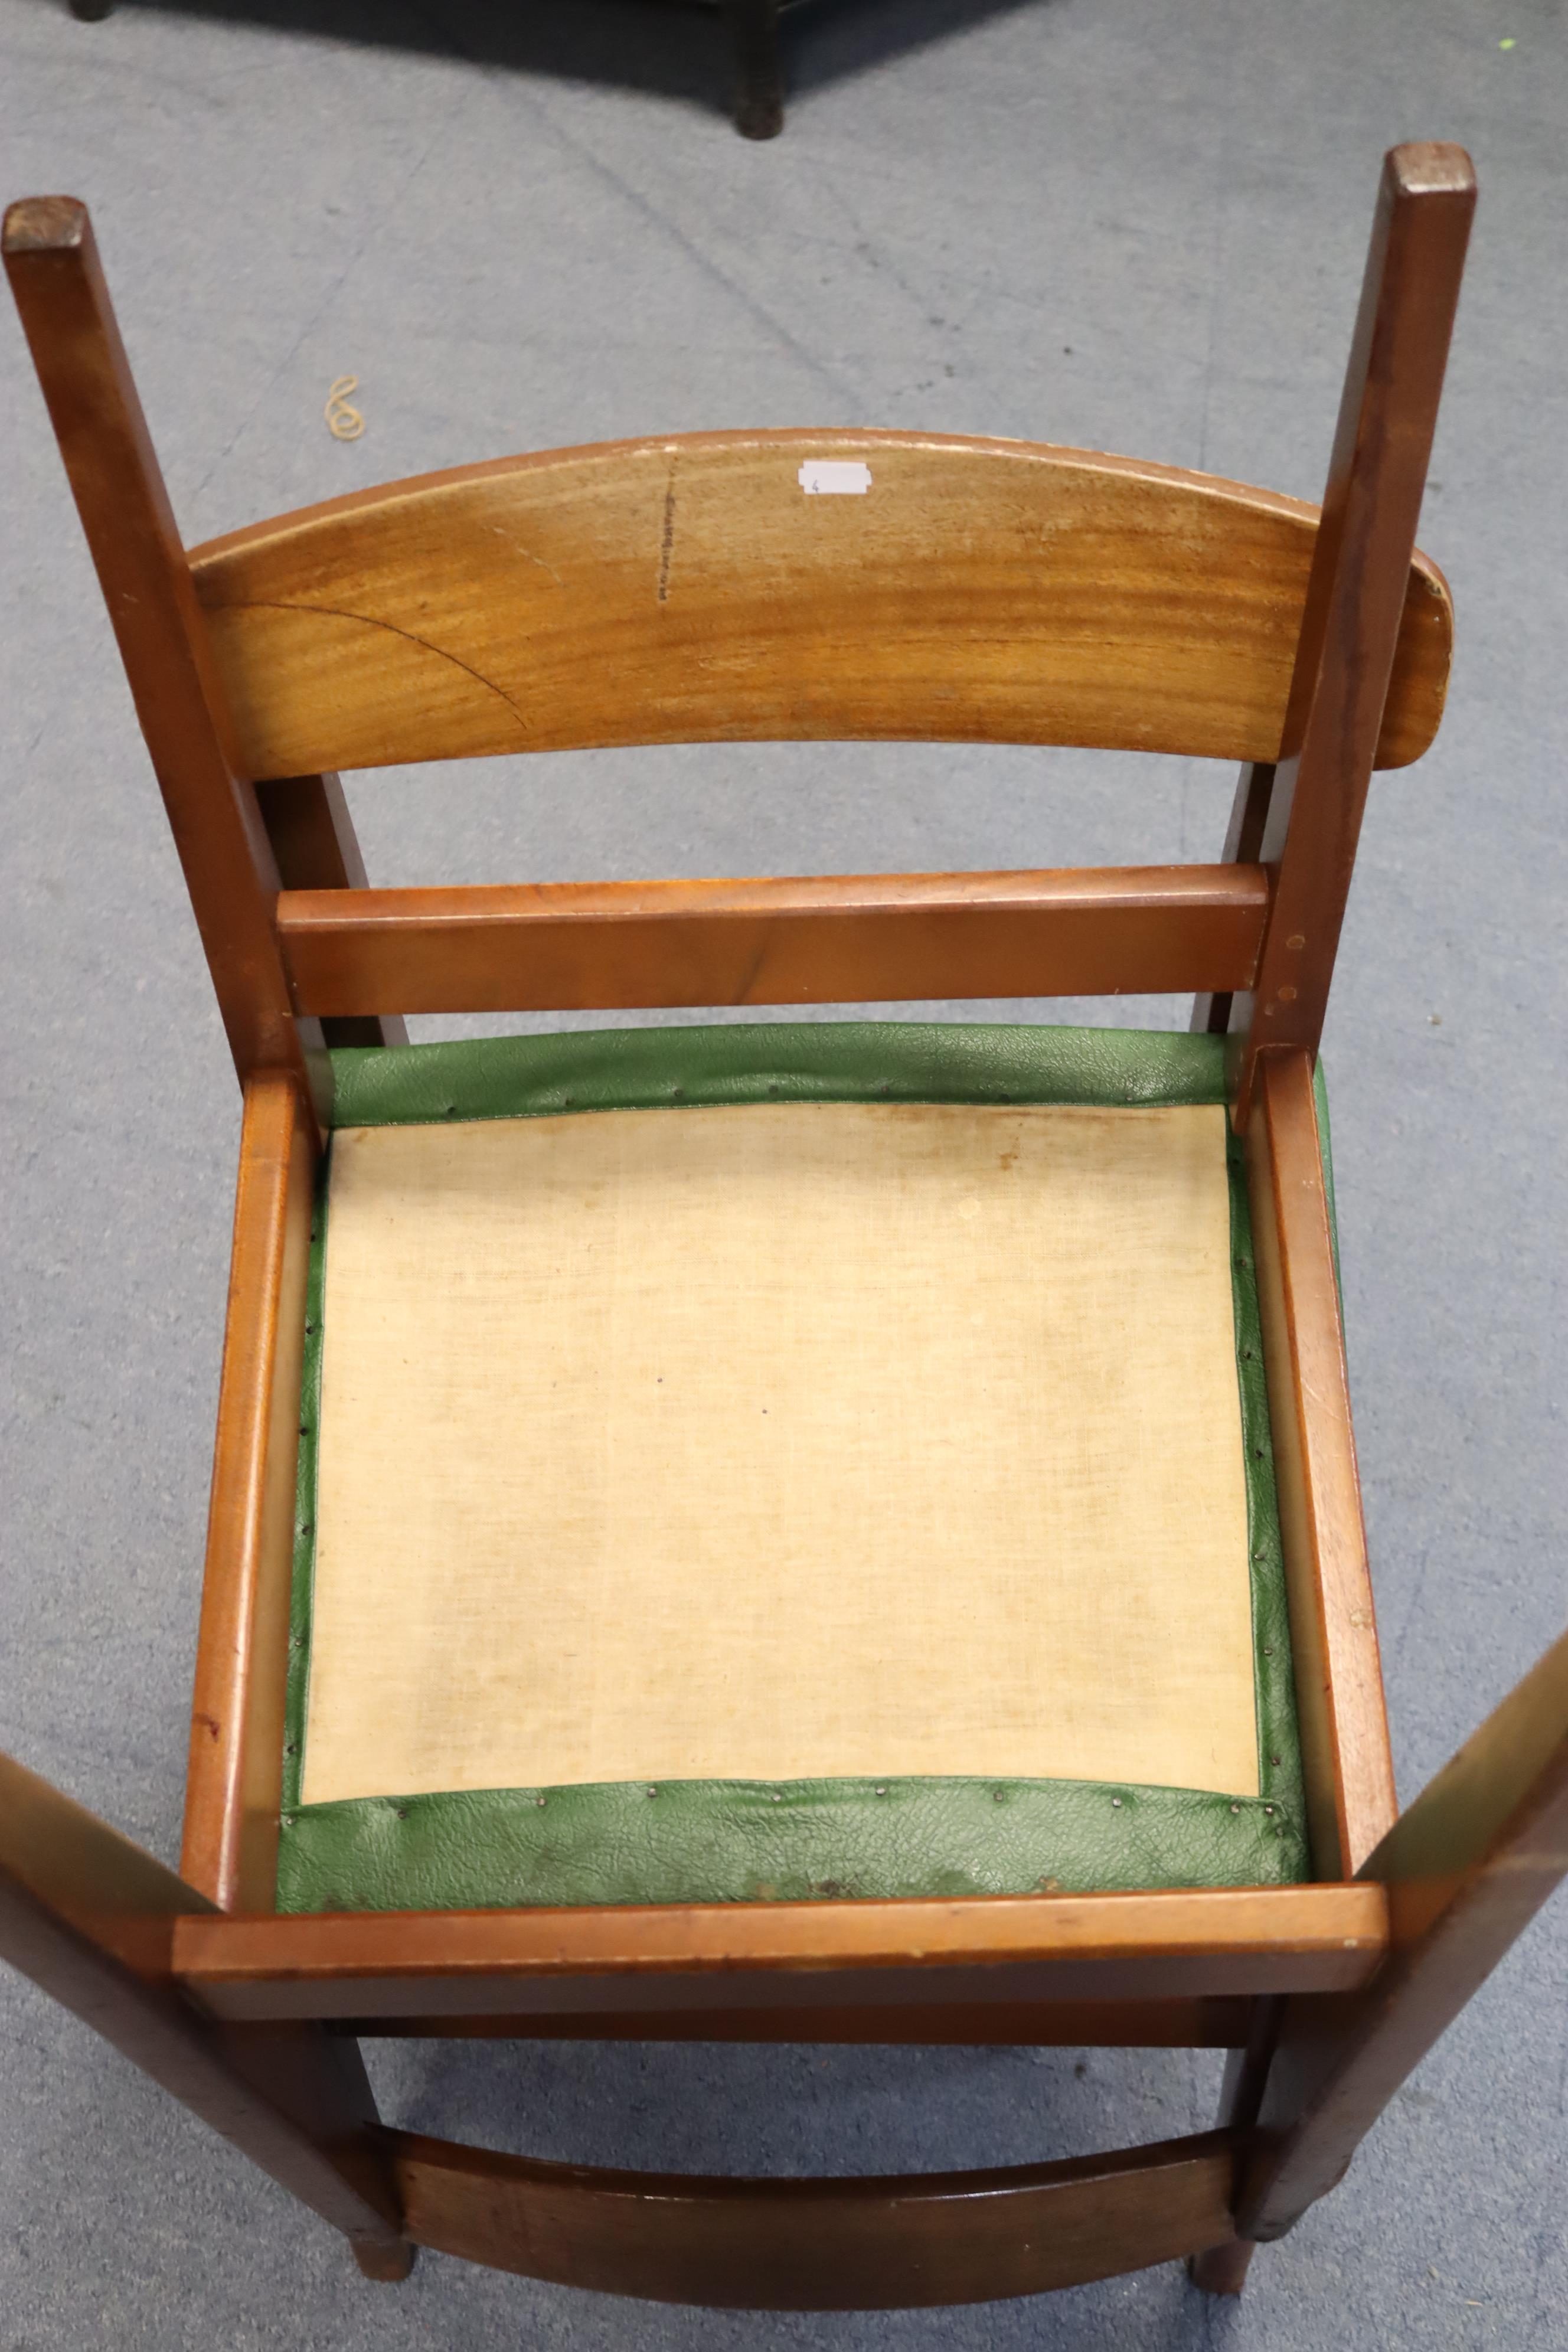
[275,861,1268,1017]
[3,166,1466,1066]
[185,431,1451,779]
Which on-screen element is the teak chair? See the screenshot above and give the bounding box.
[3,146,1565,2312]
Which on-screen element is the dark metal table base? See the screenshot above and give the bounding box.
[67,0,790,138]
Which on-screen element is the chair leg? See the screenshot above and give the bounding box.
[68,0,115,18]
[1189,2236,1257,2296]
[1237,1628,1568,2245]
[0,1750,411,2281]
[728,0,785,139]
[1186,1998,1280,2298]
[354,2237,418,2282]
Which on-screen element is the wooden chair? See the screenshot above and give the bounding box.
[3,145,1563,2311]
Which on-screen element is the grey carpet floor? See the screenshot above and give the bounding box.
[2,0,1565,2344]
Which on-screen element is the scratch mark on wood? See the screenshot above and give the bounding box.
[226,598,530,735]
[656,460,678,606]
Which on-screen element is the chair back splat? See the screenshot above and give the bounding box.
[6,145,1566,2317]
[5,178,1458,1050]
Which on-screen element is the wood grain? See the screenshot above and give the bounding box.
[1244,1051,1396,1877]
[174,1885,1389,2022]
[181,1073,315,1912]
[1237,1626,1568,2240]
[187,431,1451,780]
[385,2124,1240,2305]
[0,1749,407,2271]
[276,863,1268,1015]
[1233,145,1475,1113]
[1,195,327,1129]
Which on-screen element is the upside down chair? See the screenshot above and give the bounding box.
[4,145,1566,2310]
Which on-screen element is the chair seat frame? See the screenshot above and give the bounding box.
[6,146,1566,2311]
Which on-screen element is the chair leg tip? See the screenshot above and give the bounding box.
[1188,2239,1256,2297]
[353,2235,416,2283]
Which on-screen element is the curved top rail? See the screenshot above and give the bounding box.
[188,430,1452,779]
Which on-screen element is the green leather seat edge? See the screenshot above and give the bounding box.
[323,1018,1230,1128]
[276,1775,1307,1913]
[277,1020,1314,1913]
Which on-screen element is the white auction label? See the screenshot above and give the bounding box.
[798,460,873,495]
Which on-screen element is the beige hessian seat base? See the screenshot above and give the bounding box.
[308,1095,1254,1803]
[275,1023,1308,1913]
